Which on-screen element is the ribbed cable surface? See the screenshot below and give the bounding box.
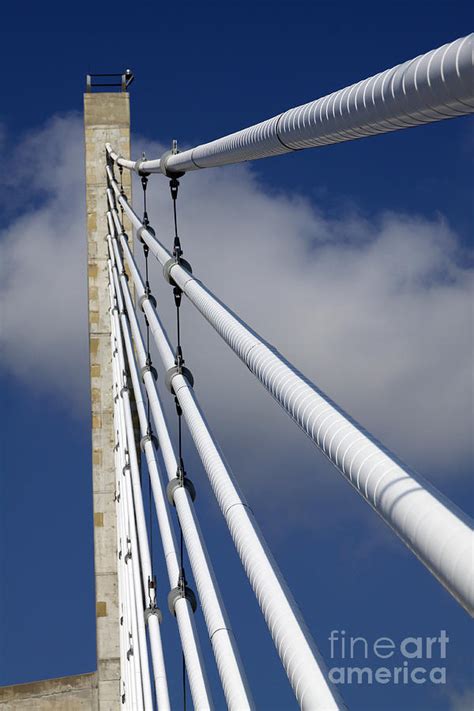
[109,214,255,710]
[175,597,213,711]
[278,34,473,149]
[109,232,213,710]
[111,174,474,615]
[177,273,474,615]
[107,183,341,708]
[174,382,344,710]
[106,34,473,174]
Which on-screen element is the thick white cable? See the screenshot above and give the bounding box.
[116,423,140,710]
[113,406,131,707]
[112,301,143,711]
[109,263,171,710]
[112,342,143,710]
[111,300,149,711]
[112,263,215,711]
[111,258,167,698]
[107,198,342,710]
[111,176,474,617]
[109,245,212,710]
[109,220,254,710]
[106,35,473,174]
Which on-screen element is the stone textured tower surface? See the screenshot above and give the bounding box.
[84,91,132,710]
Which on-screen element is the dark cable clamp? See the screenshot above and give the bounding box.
[135,160,150,177]
[166,477,196,506]
[167,585,197,616]
[144,605,163,625]
[136,225,156,242]
[160,148,185,179]
[138,293,157,311]
[163,257,192,286]
[140,432,159,451]
[165,365,194,393]
[141,363,158,383]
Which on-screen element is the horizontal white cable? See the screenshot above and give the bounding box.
[106,189,343,710]
[108,241,214,711]
[108,218,255,711]
[106,34,473,174]
[110,174,474,617]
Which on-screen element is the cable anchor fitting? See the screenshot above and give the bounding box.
[136,224,156,243]
[163,257,192,286]
[140,431,159,451]
[138,291,157,312]
[141,359,158,383]
[166,475,196,506]
[165,364,194,393]
[144,605,163,625]
[167,583,197,616]
[159,140,185,179]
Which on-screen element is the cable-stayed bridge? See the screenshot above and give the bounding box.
[0,32,473,711]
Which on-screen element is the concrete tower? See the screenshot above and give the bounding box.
[84,85,133,709]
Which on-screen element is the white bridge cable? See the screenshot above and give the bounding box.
[109,172,474,617]
[108,238,214,711]
[111,352,131,707]
[111,317,145,710]
[107,209,255,711]
[109,260,171,710]
[107,177,344,711]
[113,398,134,709]
[110,277,157,710]
[106,34,473,174]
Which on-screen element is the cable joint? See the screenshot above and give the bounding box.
[167,583,197,616]
[163,257,192,286]
[165,364,194,393]
[166,475,196,506]
[140,432,159,451]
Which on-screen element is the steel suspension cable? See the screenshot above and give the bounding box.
[106,199,255,710]
[108,226,214,710]
[107,175,342,710]
[109,257,171,711]
[110,310,145,710]
[108,171,474,618]
[169,176,196,711]
[113,395,134,708]
[110,275,157,711]
[142,172,194,711]
[106,35,473,175]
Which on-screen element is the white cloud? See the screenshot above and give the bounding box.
[0,117,472,526]
[0,115,89,406]
[448,689,474,711]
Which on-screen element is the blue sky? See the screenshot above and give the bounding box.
[0,2,473,710]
